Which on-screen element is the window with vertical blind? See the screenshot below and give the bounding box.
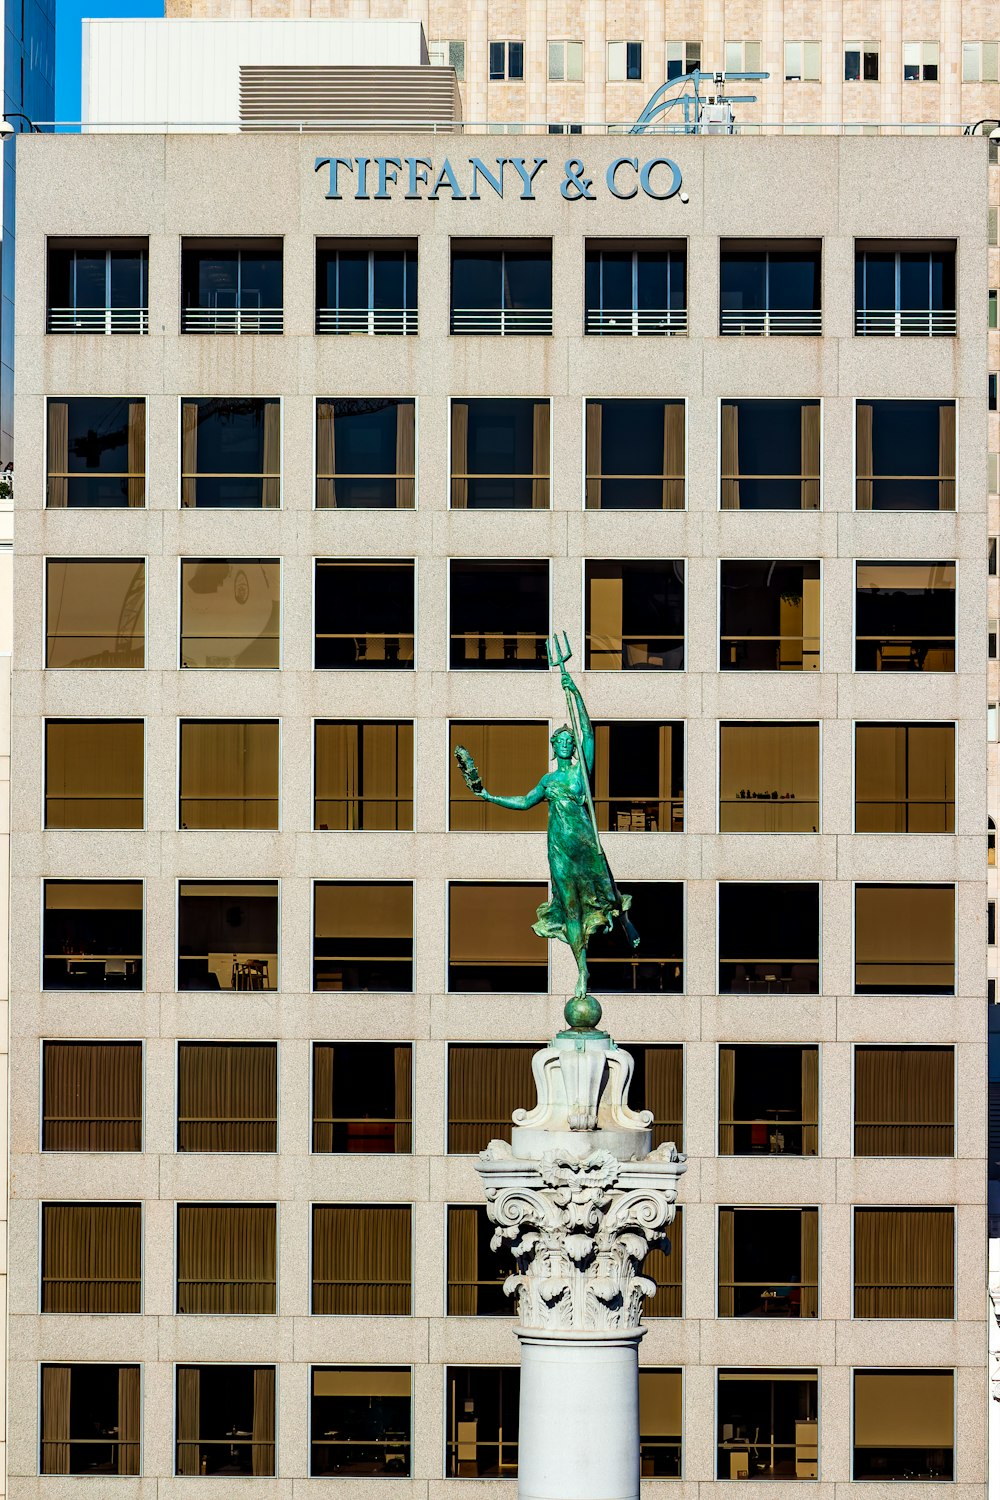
[41,1203,141,1312]
[449,559,550,668]
[41,1365,140,1475]
[315,720,413,830]
[313,881,413,991]
[177,880,278,992]
[313,1042,412,1153]
[451,398,550,508]
[855,561,956,672]
[854,1046,954,1156]
[718,882,820,994]
[447,1204,515,1314]
[718,1044,818,1156]
[853,1208,954,1317]
[854,723,955,833]
[585,560,685,670]
[448,882,548,991]
[720,399,820,509]
[175,1365,275,1476]
[179,558,280,670]
[175,1203,276,1313]
[447,1043,537,1151]
[179,719,278,829]
[45,558,145,669]
[180,398,280,508]
[853,1370,954,1479]
[854,883,954,994]
[312,1204,411,1314]
[718,1207,818,1318]
[448,721,548,831]
[46,397,145,507]
[316,398,415,508]
[592,720,684,832]
[45,719,144,828]
[856,400,955,510]
[720,559,821,672]
[642,1207,683,1318]
[628,1044,683,1150]
[176,1042,277,1152]
[719,722,819,832]
[311,1367,411,1476]
[42,880,143,990]
[315,559,415,670]
[42,1040,143,1152]
[585,399,685,509]
[588,881,683,992]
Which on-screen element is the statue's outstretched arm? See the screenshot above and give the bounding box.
[481,778,548,811]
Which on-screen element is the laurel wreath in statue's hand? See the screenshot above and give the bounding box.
[454,745,484,796]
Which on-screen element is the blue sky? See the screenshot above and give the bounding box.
[56,0,164,123]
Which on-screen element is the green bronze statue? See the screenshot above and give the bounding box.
[455,633,638,1033]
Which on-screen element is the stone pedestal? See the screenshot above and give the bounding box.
[476,1029,686,1500]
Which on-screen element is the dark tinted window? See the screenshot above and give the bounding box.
[314,560,415,670]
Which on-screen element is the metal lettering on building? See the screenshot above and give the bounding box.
[314,154,687,203]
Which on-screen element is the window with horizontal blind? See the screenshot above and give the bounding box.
[179,558,280,670]
[585,399,685,510]
[853,1208,954,1317]
[177,880,278,992]
[718,882,819,994]
[177,1042,277,1152]
[316,398,415,509]
[854,883,954,994]
[854,1046,954,1156]
[45,719,144,829]
[311,1367,411,1476]
[855,723,955,833]
[853,1370,953,1479]
[45,558,145,669]
[448,882,548,991]
[41,1203,141,1313]
[180,397,280,508]
[718,1207,818,1318]
[716,1370,817,1480]
[315,559,415,670]
[312,1204,411,1314]
[587,881,683,992]
[719,722,819,832]
[42,1040,142,1152]
[46,397,145,508]
[718,1044,818,1156]
[447,1204,515,1314]
[315,720,413,830]
[447,1043,536,1152]
[176,1365,274,1476]
[43,880,143,990]
[585,560,685,671]
[855,561,955,672]
[856,400,955,510]
[41,1364,140,1475]
[449,721,548,831]
[313,1042,412,1153]
[176,1203,276,1313]
[179,719,279,829]
[720,399,820,509]
[313,881,413,991]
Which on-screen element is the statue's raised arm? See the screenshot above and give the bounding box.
[453,632,638,1034]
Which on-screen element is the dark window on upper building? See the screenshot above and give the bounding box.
[718,1207,818,1317]
[315,559,415,670]
[446,1367,519,1477]
[855,723,955,832]
[177,1041,277,1152]
[448,882,548,991]
[854,883,954,995]
[41,1202,141,1312]
[855,562,955,672]
[451,398,550,508]
[585,399,684,509]
[854,1208,954,1317]
[176,1204,276,1313]
[312,1204,411,1313]
[46,398,145,508]
[42,1040,143,1152]
[585,560,684,670]
[853,1371,953,1480]
[856,400,955,510]
[844,43,879,80]
[313,1042,412,1153]
[180,558,280,670]
[177,880,278,992]
[449,560,549,669]
[316,240,417,335]
[47,238,148,334]
[855,242,955,335]
[314,721,413,830]
[718,882,820,994]
[181,398,280,508]
[717,1370,817,1479]
[45,719,144,829]
[719,1044,818,1156]
[721,399,820,509]
[311,1367,411,1476]
[175,1366,275,1476]
[41,1365,140,1474]
[181,239,283,334]
[585,241,686,335]
[593,720,684,832]
[720,241,821,335]
[45,558,145,670]
[488,40,524,79]
[316,398,415,509]
[447,1204,515,1314]
[720,559,821,671]
[447,1043,536,1151]
[313,881,413,991]
[587,881,683,992]
[451,241,551,334]
[854,1045,954,1157]
[42,880,143,990]
[608,39,642,78]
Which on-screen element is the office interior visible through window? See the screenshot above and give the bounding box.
[446,1366,519,1477]
[716,1369,817,1480]
[42,880,143,990]
[449,559,549,669]
[719,559,820,671]
[854,561,956,672]
[313,1042,412,1153]
[719,722,819,832]
[593,720,684,832]
[315,559,415,670]
[313,881,413,991]
[718,1207,818,1318]
[40,1365,140,1475]
[585,560,684,670]
[587,881,683,992]
[46,237,148,334]
[718,882,820,993]
[447,1204,513,1314]
[181,238,283,335]
[176,880,278,991]
[310,1367,411,1477]
[175,1366,275,1476]
[718,1044,819,1156]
